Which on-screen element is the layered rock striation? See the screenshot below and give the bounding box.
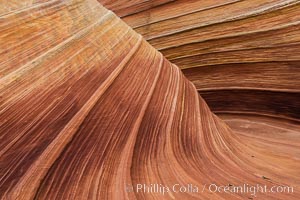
[102,0,300,120]
[0,0,299,199]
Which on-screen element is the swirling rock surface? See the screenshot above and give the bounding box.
[0,0,299,199]
[101,0,300,120]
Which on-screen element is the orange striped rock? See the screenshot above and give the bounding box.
[101,0,300,120]
[0,0,299,199]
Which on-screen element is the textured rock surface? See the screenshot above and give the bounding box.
[0,0,299,199]
[102,0,300,120]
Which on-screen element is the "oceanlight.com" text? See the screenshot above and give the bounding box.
[125,183,294,197]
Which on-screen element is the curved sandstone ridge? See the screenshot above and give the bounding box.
[101,0,300,120]
[0,0,299,199]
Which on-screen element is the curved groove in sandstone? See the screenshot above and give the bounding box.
[102,0,300,120]
[0,0,299,199]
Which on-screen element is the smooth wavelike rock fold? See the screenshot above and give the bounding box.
[0,0,299,199]
[102,0,300,120]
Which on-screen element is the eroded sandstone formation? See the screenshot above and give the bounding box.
[101,0,300,120]
[0,0,299,199]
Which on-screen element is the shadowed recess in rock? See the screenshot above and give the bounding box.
[101,0,300,120]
